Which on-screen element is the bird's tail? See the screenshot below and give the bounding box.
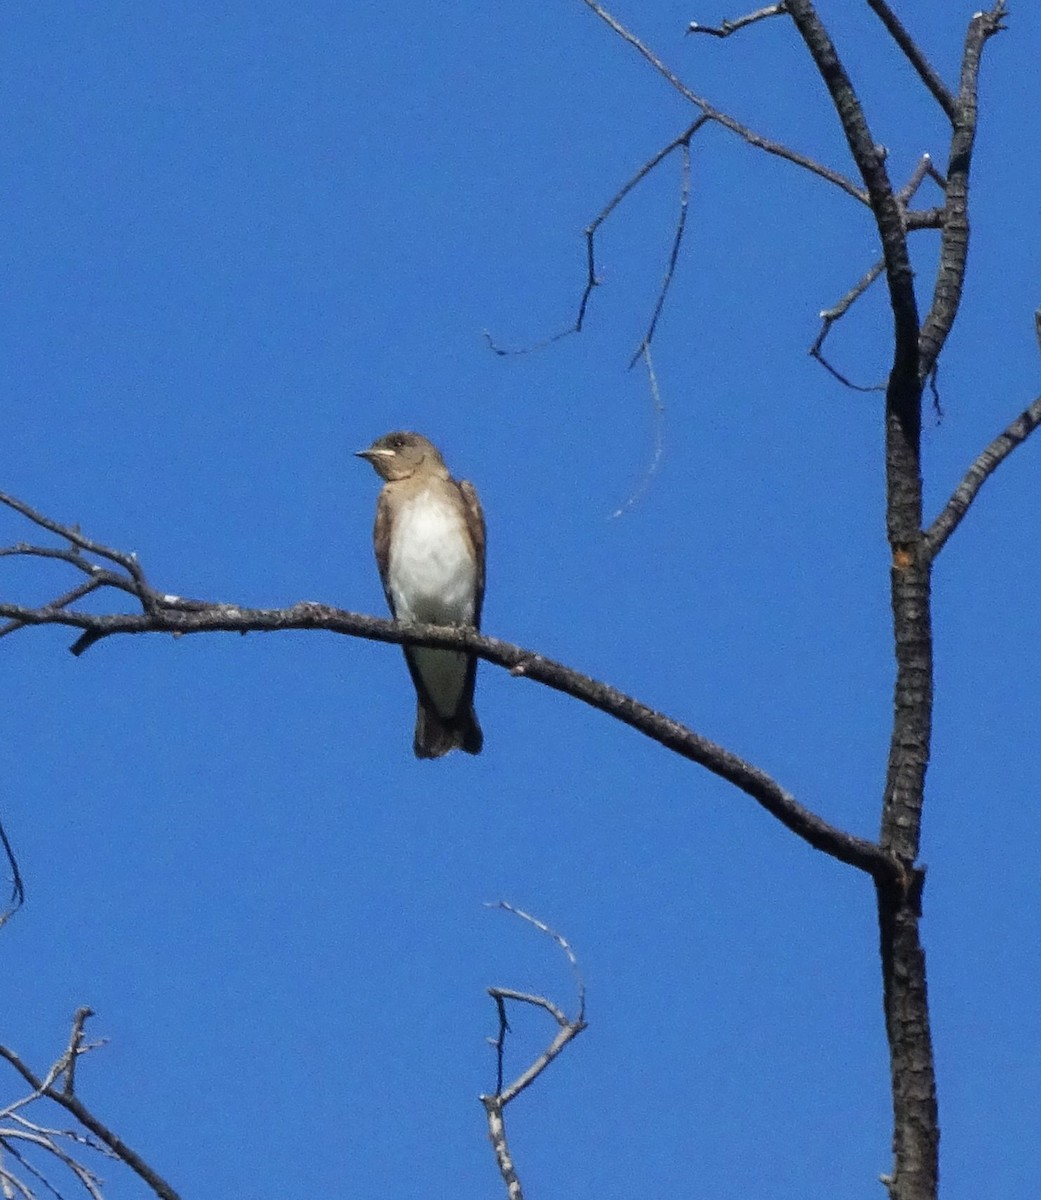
[414,700,483,759]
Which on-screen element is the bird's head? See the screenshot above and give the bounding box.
[355,431,448,482]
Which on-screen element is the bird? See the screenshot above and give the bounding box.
[356,431,485,759]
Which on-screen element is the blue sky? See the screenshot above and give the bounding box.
[1,3,1038,1197]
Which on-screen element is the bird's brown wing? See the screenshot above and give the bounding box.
[372,487,397,615]
[456,479,486,629]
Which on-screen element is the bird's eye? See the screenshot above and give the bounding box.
[390,435,406,449]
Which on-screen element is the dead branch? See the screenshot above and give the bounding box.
[809,153,943,390]
[628,141,692,368]
[481,904,587,1200]
[485,118,708,358]
[580,0,867,203]
[486,5,1018,1200]
[783,9,934,1198]
[865,1,956,120]
[810,259,887,391]
[0,813,25,929]
[687,4,786,39]
[895,153,946,203]
[0,1010,179,1200]
[0,490,893,880]
[916,4,1007,379]
[611,344,665,519]
[925,392,1041,559]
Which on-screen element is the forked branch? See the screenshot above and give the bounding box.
[481,904,587,1200]
[486,118,708,359]
[810,154,945,391]
[580,0,866,202]
[0,1009,181,1200]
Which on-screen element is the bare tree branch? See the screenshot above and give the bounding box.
[628,142,692,369]
[0,495,156,611]
[0,812,25,929]
[916,4,1006,380]
[895,153,945,203]
[0,494,896,880]
[785,2,919,375]
[810,258,887,391]
[485,118,708,357]
[865,1,956,120]
[489,2,880,371]
[779,6,942,1198]
[0,1011,178,1200]
[481,905,587,1200]
[925,393,1041,559]
[686,3,786,39]
[903,208,943,232]
[611,344,665,519]
[579,0,867,203]
[808,153,942,391]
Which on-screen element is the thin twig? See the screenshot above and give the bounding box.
[0,493,155,611]
[0,1014,182,1200]
[579,0,867,203]
[629,140,692,369]
[611,344,665,518]
[1,1133,105,1200]
[61,1011,94,1100]
[0,813,24,929]
[489,3,866,365]
[926,364,943,422]
[485,120,706,356]
[487,901,586,1024]
[2,1136,95,1200]
[686,3,786,38]
[895,153,944,203]
[0,578,109,641]
[809,259,888,392]
[865,1,956,121]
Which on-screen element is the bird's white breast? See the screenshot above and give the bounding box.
[388,489,476,626]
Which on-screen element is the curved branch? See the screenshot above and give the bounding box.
[925,394,1041,559]
[0,590,891,877]
[0,485,887,873]
[917,4,1007,379]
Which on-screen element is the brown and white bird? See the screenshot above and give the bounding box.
[356,431,485,759]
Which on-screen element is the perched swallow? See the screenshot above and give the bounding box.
[356,431,485,758]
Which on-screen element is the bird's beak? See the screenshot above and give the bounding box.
[355,447,393,462]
